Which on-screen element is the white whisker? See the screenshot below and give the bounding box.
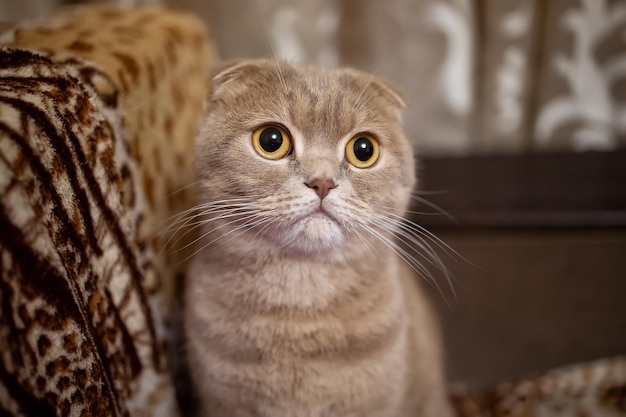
[409,194,458,220]
[374,211,457,259]
[179,214,272,264]
[214,217,274,249]
[354,228,378,257]
[265,39,289,96]
[159,203,259,239]
[375,210,475,272]
[365,209,459,303]
[154,196,262,236]
[352,64,380,109]
[360,224,438,289]
[155,196,266,258]
[173,209,263,253]
[166,179,204,198]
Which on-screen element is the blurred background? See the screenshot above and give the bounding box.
[3,0,625,389]
[3,0,625,155]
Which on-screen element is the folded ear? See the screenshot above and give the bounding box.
[207,60,261,99]
[210,60,250,84]
[370,78,406,109]
[341,68,406,109]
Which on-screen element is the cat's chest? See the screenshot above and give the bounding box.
[189,305,409,416]
[188,256,406,361]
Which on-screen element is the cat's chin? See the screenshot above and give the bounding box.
[274,212,346,255]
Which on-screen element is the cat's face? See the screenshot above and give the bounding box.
[196,60,415,256]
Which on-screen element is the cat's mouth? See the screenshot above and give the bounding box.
[278,207,343,254]
[304,207,338,224]
[311,208,331,218]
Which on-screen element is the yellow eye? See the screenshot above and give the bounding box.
[346,134,380,168]
[252,125,292,160]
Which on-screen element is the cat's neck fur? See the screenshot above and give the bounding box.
[193,228,398,312]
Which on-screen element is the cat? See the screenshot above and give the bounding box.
[182,59,454,417]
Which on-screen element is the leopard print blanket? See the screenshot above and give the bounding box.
[452,355,626,416]
[0,46,173,417]
[0,6,212,417]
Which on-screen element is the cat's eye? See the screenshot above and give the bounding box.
[251,125,292,160]
[346,134,380,168]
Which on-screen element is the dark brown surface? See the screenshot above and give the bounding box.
[411,152,626,388]
[415,151,626,228]
[423,228,626,389]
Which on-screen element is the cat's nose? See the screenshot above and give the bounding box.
[305,178,337,200]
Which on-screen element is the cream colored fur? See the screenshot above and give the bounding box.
[184,60,453,417]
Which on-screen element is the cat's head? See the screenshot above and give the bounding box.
[196,60,415,256]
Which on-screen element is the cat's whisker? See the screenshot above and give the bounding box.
[216,217,276,250]
[166,200,261,227]
[360,223,439,290]
[374,212,450,255]
[376,206,450,217]
[353,228,379,257]
[374,196,455,218]
[172,209,264,254]
[176,216,261,263]
[158,201,261,252]
[180,214,272,264]
[374,200,455,218]
[266,40,289,96]
[375,219,447,273]
[365,215,456,304]
[375,210,445,251]
[161,209,257,254]
[372,213,458,299]
[166,179,204,198]
[250,215,279,241]
[409,194,458,220]
[367,218,441,275]
[411,190,452,196]
[159,203,259,239]
[174,209,253,232]
[391,224,456,301]
[158,204,260,252]
[276,233,301,251]
[375,209,469,265]
[157,196,262,228]
[155,196,261,235]
[395,225,452,274]
[353,64,381,109]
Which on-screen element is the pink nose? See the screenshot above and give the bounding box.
[305,178,337,200]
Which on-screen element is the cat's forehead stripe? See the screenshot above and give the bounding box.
[281,69,359,145]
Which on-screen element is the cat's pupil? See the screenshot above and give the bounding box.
[353,137,374,161]
[259,127,283,153]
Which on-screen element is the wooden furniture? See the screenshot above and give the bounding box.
[414,151,626,388]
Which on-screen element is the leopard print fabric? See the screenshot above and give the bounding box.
[452,355,626,417]
[0,6,214,417]
[1,5,215,308]
[0,46,175,417]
